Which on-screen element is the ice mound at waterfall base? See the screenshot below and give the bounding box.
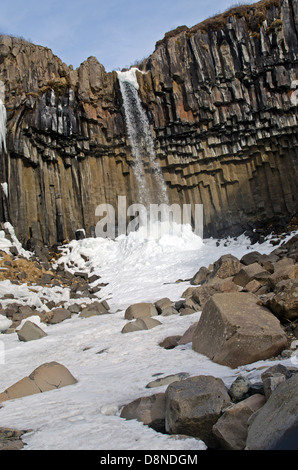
[57,222,204,310]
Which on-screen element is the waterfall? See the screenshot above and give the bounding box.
[0,81,7,153]
[117,68,168,206]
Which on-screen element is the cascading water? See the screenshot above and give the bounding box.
[117,68,168,206]
[0,81,7,153]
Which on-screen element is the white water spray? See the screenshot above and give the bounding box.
[117,68,168,206]
[0,81,7,153]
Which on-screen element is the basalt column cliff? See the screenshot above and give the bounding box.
[0,0,297,246]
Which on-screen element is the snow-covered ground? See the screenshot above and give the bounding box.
[0,223,296,450]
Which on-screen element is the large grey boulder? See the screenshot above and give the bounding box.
[165,375,231,448]
[192,292,287,368]
[245,373,298,450]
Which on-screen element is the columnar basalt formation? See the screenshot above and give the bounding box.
[0,0,297,246]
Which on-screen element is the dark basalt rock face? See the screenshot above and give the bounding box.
[0,0,297,246]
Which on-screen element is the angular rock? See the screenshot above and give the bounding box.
[212,394,266,450]
[0,427,31,451]
[233,263,270,287]
[228,375,252,403]
[146,372,189,388]
[154,297,172,314]
[190,277,240,309]
[268,258,298,288]
[79,301,110,318]
[17,320,47,342]
[178,322,199,345]
[18,305,36,317]
[47,307,71,324]
[243,279,262,293]
[28,361,77,392]
[0,362,77,402]
[192,292,287,368]
[124,302,158,320]
[240,251,263,265]
[265,279,298,320]
[68,303,81,314]
[165,375,231,448]
[190,266,210,285]
[161,306,179,316]
[120,393,166,432]
[121,317,161,334]
[246,373,298,450]
[261,364,292,399]
[159,335,182,349]
[209,254,242,280]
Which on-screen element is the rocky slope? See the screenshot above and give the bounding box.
[0,0,297,246]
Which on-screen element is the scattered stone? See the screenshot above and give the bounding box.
[268,258,298,288]
[74,271,89,280]
[233,263,270,288]
[0,427,31,450]
[124,302,158,320]
[190,266,210,285]
[160,306,179,316]
[154,298,172,314]
[228,375,252,402]
[18,305,36,317]
[79,301,110,318]
[240,251,264,265]
[146,373,189,388]
[47,307,71,324]
[192,292,287,368]
[0,362,77,402]
[120,393,166,432]
[189,277,240,310]
[265,279,298,320]
[178,322,199,345]
[261,364,292,399]
[245,373,298,450]
[121,317,161,333]
[243,279,262,293]
[68,303,81,314]
[209,254,242,280]
[159,335,182,349]
[75,229,86,240]
[88,274,101,283]
[17,320,47,342]
[179,307,197,316]
[212,394,266,450]
[165,375,231,448]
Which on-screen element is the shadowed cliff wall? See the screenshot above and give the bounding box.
[0,0,297,245]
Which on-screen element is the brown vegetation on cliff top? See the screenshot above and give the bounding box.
[155,0,281,48]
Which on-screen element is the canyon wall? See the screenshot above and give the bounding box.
[0,0,297,246]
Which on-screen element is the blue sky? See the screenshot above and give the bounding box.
[0,0,259,72]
